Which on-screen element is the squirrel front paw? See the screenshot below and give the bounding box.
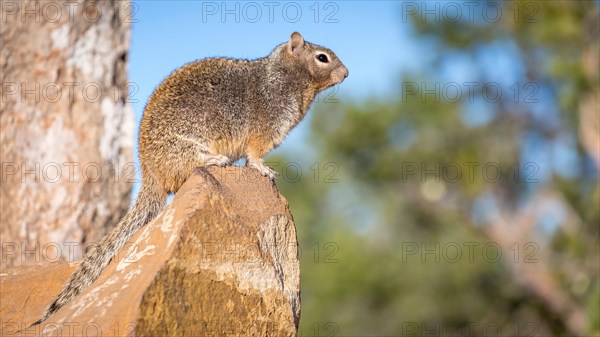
[247,160,278,180]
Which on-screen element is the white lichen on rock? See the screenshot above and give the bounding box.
[50,25,70,50]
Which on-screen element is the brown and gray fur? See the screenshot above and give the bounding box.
[33,32,347,325]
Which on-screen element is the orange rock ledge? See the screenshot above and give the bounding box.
[1,166,300,336]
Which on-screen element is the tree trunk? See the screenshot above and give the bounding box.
[579,11,599,169]
[0,0,134,268]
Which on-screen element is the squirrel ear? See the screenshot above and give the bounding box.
[288,32,304,54]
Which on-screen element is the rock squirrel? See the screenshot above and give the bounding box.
[33,32,348,325]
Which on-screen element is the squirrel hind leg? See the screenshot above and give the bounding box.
[202,154,232,167]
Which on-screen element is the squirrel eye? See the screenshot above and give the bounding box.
[316,54,329,63]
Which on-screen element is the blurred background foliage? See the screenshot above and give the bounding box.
[269,1,599,336]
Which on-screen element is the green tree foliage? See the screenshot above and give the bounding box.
[272,1,599,336]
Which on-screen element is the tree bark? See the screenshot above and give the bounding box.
[0,0,134,268]
[579,11,600,169]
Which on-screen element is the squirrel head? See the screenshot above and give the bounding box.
[280,32,348,92]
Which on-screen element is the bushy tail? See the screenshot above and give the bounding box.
[32,181,166,326]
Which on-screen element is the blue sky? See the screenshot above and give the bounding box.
[129,1,419,106]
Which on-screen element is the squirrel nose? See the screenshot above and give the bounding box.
[343,67,349,78]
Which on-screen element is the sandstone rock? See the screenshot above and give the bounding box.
[0,166,300,336]
[0,0,134,268]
